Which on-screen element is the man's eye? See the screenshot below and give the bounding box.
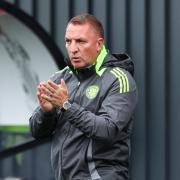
[65,40,71,44]
[78,40,86,44]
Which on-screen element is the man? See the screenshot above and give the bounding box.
[29,14,138,180]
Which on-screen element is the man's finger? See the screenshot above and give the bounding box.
[48,80,59,90]
[60,79,67,89]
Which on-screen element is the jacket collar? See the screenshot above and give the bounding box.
[66,46,108,81]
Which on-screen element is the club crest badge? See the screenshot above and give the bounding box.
[86,85,99,99]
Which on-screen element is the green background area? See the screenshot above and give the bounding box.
[0,125,30,133]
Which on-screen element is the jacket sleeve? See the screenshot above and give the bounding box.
[63,75,138,142]
[29,106,59,139]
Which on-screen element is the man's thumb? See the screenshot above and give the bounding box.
[61,79,67,88]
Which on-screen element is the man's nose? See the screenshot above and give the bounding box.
[70,42,78,54]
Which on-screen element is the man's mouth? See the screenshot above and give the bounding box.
[71,57,81,61]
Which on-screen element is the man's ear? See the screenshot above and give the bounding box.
[97,38,104,52]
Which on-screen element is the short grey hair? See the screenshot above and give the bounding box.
[68,13,104,38]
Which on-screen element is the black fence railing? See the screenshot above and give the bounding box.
[0,138,50,160]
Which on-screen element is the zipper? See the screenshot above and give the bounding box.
[60,80,81,179]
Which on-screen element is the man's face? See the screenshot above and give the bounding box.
[65,23,103,69]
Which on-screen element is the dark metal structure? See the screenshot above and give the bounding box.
[0,0,180,180]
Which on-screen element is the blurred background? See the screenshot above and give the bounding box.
[0,0,180,180]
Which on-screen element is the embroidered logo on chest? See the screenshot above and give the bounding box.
[86,85,99,99]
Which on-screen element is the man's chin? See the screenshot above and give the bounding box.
[72,63,84,69]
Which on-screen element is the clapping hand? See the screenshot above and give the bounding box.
[37,79,69,112]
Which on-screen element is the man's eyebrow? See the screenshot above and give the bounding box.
[65,37,86,41]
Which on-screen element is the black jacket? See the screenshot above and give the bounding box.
[29,52,138,180]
